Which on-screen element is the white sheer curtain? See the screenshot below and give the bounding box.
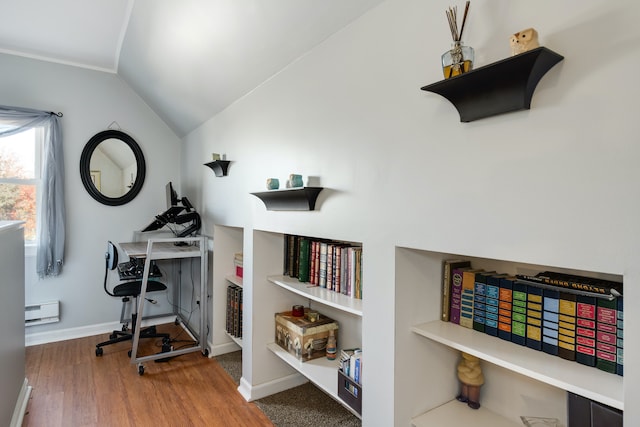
[0,105,65,278]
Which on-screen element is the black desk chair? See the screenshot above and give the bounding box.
[95,241,170,357]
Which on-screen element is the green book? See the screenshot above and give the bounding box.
[297,237,311,282]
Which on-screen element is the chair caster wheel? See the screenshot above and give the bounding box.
[202,349,209,357]
[138,364,145,375]
[95,347,103,357]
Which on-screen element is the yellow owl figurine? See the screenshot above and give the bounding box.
[510,28,539,56]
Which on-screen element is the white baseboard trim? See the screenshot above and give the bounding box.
[25,315,176,346]
[10,378,32,427]
[208,341,242,357]
[237,373,308,402]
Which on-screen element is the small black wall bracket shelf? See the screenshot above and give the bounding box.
[251,187,324,211]
[421,47,564,122]
[204,160,231,177]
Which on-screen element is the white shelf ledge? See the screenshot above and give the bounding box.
[411,321,623,410]
[267,342,361,419]
[225,274,243,287]
[267,275,363,316]
[412,400,520,427]
[224,330,243,348]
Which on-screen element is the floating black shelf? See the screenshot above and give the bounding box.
[204,160,231,177]
[251,187,323,211]
[421,47,564,122]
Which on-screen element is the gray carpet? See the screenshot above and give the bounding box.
[214,351,361,427]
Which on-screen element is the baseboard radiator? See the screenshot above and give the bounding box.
[25,301,60,326]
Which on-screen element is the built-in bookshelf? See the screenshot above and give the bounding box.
[210,225,244,356]
[241,229,363,415]
[394,246,623,426]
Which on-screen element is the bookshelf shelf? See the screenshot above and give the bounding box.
[412,400,519,427]
[225,330,243,348]
[226,274,243,288]
[251,187,323,211]
[267,342,362,419]
[204,160,231,177]
[268,275,363,316]
[394,246,624,425]
[411,321,623,410]
[421,47,564,122]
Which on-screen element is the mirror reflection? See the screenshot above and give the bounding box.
[90,138,137,198]
[80,130,145,206]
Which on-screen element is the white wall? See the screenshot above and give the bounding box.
[0,53,182,336]
[182,0,640,425]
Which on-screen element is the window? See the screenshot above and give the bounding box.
[0,127,42,243]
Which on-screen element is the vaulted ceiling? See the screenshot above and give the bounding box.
[0,0,385,137]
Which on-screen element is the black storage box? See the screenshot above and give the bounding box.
[337,369,362,415]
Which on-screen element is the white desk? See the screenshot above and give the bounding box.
[120,236,208,374]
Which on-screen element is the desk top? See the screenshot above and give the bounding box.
[120,237,204,260]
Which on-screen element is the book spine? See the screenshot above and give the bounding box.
[557,292,577,361]
[354,247,362,299]
[575,294,597,367]
[449,268,466,325]
[340,247,348,295]
[596,298,618,373]
[283,234,290,275]
[319,242,328,288]
[297,238,310,282]
[471,272,487,332]
[441,260,470,322]
[498,276,514,341]
[309,240,318,285]
[484,274,503,336]
[334,245,342,294]
[617,297,623,376]
[326,244,334,291]
[511,281,527,346]
[226,285,233,334]
[542,287,560,356]
[525,284,543,351]
[459,270,477,328]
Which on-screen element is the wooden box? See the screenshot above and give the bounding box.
[275,310,338,362]
[338,369,362,415]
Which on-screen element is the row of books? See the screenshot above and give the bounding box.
[226,284,243,338]
[441,259,623,376]
[340,348,363,385]
[283,234,363,299]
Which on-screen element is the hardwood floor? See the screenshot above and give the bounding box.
[23,324,273,427]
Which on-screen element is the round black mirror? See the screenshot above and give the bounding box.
[80,130,145,206]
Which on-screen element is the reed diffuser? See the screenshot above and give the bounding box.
[441,1,474,79]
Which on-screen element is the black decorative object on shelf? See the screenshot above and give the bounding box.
[204,160,231,177]
[421,47,564,122]
[251,187,323,211]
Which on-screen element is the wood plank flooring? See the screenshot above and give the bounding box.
[23,324,273,427]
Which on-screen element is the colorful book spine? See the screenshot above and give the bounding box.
[617,297,623,376]
[596,298,618,373]
[309,240,318,285]
[441,259,471,322]
[460,270,480,328]
[525,284,543,351]
[459,271,475,328]
[557,291,577,361]
[449,267,469,325]
[575,294,597,367]
[484,274,504,337]
[542,287,560,356]
[511,281,527,346]
[498,276,514,341]
[471,272,489,332]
